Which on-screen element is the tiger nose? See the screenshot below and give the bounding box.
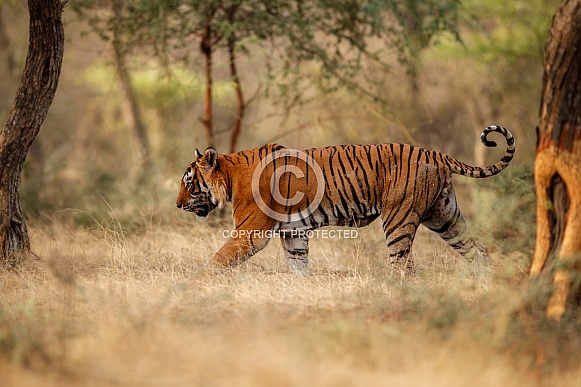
[176,203,182,209]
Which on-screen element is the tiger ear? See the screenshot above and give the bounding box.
[199,148,218,171]
[195,149,203,160]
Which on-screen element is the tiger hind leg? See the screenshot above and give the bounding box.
[280,234,310,276]
[422,183,486,261]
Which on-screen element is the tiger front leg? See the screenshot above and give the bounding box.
[211,231,270,267]
[280,234,310,276]
[382,212,421,278]
[385,233,417,278]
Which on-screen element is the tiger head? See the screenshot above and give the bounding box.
[176,148,227,221]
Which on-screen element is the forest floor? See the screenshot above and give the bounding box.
[1,217,579,386]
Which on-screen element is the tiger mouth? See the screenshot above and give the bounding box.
[193,207,209,217]
[180,205,208,216]
[182,203,216,218]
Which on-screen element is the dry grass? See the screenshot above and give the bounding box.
[0,214,580,386]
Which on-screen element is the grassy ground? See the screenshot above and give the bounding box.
[0,214,580,386]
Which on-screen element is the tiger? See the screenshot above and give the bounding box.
[176,125,515,275]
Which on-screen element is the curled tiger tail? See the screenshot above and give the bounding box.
[449,125,516,178]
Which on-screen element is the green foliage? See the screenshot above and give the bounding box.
[81,63,234,107]
[256,0,463,108]
[0,0,19,9]
[437,0,559,62]
[70,0,462,110]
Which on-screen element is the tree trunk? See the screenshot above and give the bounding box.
[199,23,214,149]
[0,0,65,267]
[228,35,245,153]
[529,0,581,321]
[111,0,151,169]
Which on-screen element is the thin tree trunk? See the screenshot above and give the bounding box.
[113,47,151,167]
[228,35,244,153]
[199,23,214,149]
[111,0,151,169]
[0,0,65,267]
[529,0,581,321]
[467,98,488,167]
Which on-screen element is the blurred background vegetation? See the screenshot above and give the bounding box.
[2,2,579,383]
[0,0,558,252]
